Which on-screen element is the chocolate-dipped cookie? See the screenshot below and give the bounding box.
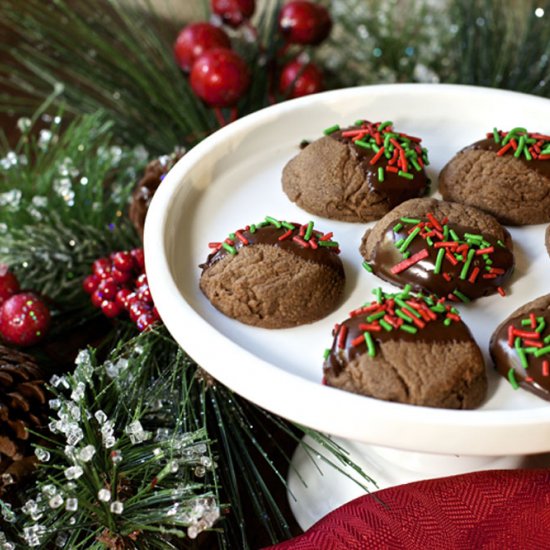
[323,288,487,408]
[439,128,550,226]
[490,294,550,400]
[360,198,514,303]
[282,120,430,222]
[200,217,345,328]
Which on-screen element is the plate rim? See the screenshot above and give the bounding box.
[145,83,550,455]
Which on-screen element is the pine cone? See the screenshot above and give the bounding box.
[0,345,49,497]
[129,148,185,239]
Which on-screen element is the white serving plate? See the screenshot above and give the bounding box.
[145,84,550,456]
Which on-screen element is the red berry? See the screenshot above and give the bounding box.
[0,292,50,347]
[211,0,255,27]
[116,288,132,308]
[112,251,135,272]
[101,300,123,318]
[91,290,105,308]
[93,258,112,277]
[278,1,332,45]
[112,268,132,284]
[174,22,231,72]
[190,48,250,108]
[279,59,323,98]
[83,274,101,294]
[131,249,145,270]
[128,301,150,323]
[97,279,118,301]
[137,286,152,304]
[0,266,20,305]
[136,312,157,332]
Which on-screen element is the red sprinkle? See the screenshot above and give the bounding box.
[468,267,480,283]
[338,325,348,349]
[543,360,549,377]
[476,246,494,255]
[235,230,249,245]
[497,143,513,156]
[208,242,221,249]
[442,273,452,282]
[278,229,293,241]
[390,249,429,274]
[426,212,442,231]
[446,312,461,322]
[401,308,426,328]
[292,236,309,248]
[386,166,399,173]
[319,232,333,242]
[351,334,365,347]
[523,339,543,348]
[497,287,506,297]
[508,325,515,347]
[512,329,539,339]
[530,313,537,328]
[445,252,459,266]
[358,323,382,332]
[369,147,385,165]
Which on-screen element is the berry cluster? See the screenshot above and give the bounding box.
[0,266,51,347]
[174,1,332,119]
[83,250,159,332]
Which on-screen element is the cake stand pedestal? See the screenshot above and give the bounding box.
[288,435,549,530]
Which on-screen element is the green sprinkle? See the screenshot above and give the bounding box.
[323,348,330,360]
[497,240,505,248]
[377,121,393,131]
[521,319,532,326]
[402,251,411,259]
[453,290,471,303]
[411,159,422,172]
[355,140,371,149]
[372,144,380,153]
[379,319,393,332]
[265,216,281,228]
[449,229,460,242]
[456,255,463,262]
[536,318,546,333]
[304,221,314,241]
[517,348,529,369]
[430,303,446,313]
[434,248,445,275]
[399,226,421,252]
[514,135,526,158]
[426,237,434,247]
[324,124,340,135]
[367,311,385,322]
[222,242,237,255]
[395,298,421,318]
[443,225,449,240]
[485,259,493,266]
[362,261,373,273]
[229,232,236,239]
[544,334,550,344]
[524,347,539,354]
[459,249,476,280]
[394,238,405,248]
[398,170,414,180]
[508,368,519,390]
[365,332,376,357]
[395,309,414,323]
[444,318,452,326]
[493,128,500,144]
[373,288,383,303]
[464,233,483,241]
[393,223,403,233]
[354,120,364,127]
[400,324,418,334]
[400,284,412,298]
[400,217,421,224]
[524,147,532,161]
[318,240,338,247]
[249,224,257,233]
[534,346,550,358]
[378,167,385,182]
[281,221,295,230]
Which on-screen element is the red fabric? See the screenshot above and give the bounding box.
[269,469,550,549]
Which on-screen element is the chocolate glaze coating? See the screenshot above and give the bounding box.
[326,313,471,378]
[468,138,550,180]
[201,223,343,275]
[490,294,550,400]
[329,126,429,211]
[369,222,514,300]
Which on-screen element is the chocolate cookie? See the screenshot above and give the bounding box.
[282,120,430,222]
[360,198,514,302]
[490,294,550,400]
[200,217,345,328]
[323,288,487,408]
[439,128,550,225]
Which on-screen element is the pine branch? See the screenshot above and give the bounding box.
[0,108,141,309]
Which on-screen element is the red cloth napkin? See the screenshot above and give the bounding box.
[269,469,550,549]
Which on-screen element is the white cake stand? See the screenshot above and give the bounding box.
[144,85,550,530]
